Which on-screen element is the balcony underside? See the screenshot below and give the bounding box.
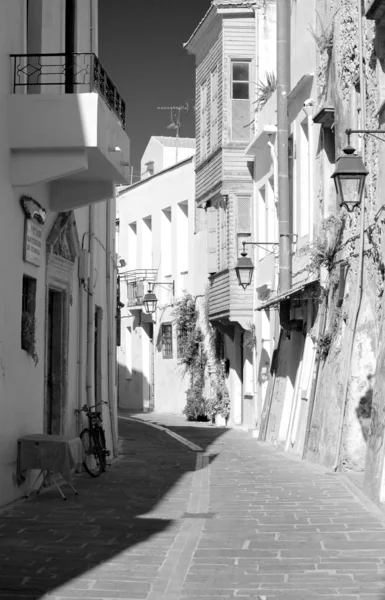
[8,93,131,210]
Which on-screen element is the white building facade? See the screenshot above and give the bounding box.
[117,137,201,415]
[0,0,130,507]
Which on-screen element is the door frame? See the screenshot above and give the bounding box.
[44,253,73,435]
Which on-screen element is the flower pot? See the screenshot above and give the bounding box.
[215,414,227,427]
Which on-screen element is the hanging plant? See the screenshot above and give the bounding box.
[254,71,277,113]
[297,214,345,285]
[308,11,335,54]
[21,311,38,366]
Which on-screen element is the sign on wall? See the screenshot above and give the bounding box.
[20,195,47,267]
[24,219,43,266]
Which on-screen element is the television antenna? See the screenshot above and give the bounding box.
[157,102,190,162]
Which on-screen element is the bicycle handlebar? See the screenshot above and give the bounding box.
[74,401,108,414]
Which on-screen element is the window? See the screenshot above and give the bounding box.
[231,61,251,141]
[141,216,152,267]
[299,122,310,238]
[177,201,188,276]
[128,222,137,270]
[161,207,172,277]
[210,67,219,150]
[200,81,208,161]
[162,323,173,359]
[232,62,250,100]
[125,325,132,379]
[21,275,37,352]
[237,195,252,257]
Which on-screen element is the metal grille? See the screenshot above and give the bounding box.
[232,99,251,141]
[10,53,126,129]
[162,323,173,359]
[237,196,251,233]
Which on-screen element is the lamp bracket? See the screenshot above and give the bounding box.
[346,128,385,145]
[242,236,297,256]
[148,280,175,296]
[242,241,278,255]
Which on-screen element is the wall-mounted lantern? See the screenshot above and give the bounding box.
[331,144,368,212]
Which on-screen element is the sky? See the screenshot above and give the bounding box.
[99,0,211,181]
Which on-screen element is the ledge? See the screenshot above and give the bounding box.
[366,0,385,21]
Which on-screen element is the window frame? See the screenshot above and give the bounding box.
[231,61,250,100]
[162,322,173,359]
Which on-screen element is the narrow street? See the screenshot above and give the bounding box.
[1,414,385,600]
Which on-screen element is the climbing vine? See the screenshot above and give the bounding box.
[172,293,208,421]
[203,287,230,422]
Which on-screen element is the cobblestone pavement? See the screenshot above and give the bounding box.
[1,412,385,600]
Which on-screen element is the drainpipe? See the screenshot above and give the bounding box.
[277,0,291,323]
[86,205,96,409]
[90,0,93,53]
[254,7,260,131]
[106,196,118,457]
[252,168,259,425]
[268,140,279,244]
[332,0,366,471]
[65,0,75,93]
[76,254,86,435]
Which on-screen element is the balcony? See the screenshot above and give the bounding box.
[208,268,253,330]
[120,269,157,311]
[8,53,131,209]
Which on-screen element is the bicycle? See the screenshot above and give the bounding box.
[76,402,111,477]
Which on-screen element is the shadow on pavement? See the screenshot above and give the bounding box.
[0,418,228,600]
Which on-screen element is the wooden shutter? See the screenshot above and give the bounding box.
[207,206,217,274]
[200,82,208,161]
[211,67,218,150]
[219,204,227,270]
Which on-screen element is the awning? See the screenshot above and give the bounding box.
[257,277,320,311]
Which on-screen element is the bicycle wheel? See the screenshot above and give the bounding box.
[80,429,103,477]
[94,427,107,472]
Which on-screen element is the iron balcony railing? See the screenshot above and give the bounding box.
[10,53,126,130]
[119,269,158,308]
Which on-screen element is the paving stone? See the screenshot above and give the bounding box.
[2,412,385,600]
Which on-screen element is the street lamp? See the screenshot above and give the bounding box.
[235,247,254,290]
[331,144,368,212]
[142,283,158,315]
[142,280,175,314]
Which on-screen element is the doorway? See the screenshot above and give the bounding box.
[46,289,64,435]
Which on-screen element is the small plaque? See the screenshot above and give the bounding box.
[24,219,43,266]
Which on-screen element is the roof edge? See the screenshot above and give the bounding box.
[118,156,195,196]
